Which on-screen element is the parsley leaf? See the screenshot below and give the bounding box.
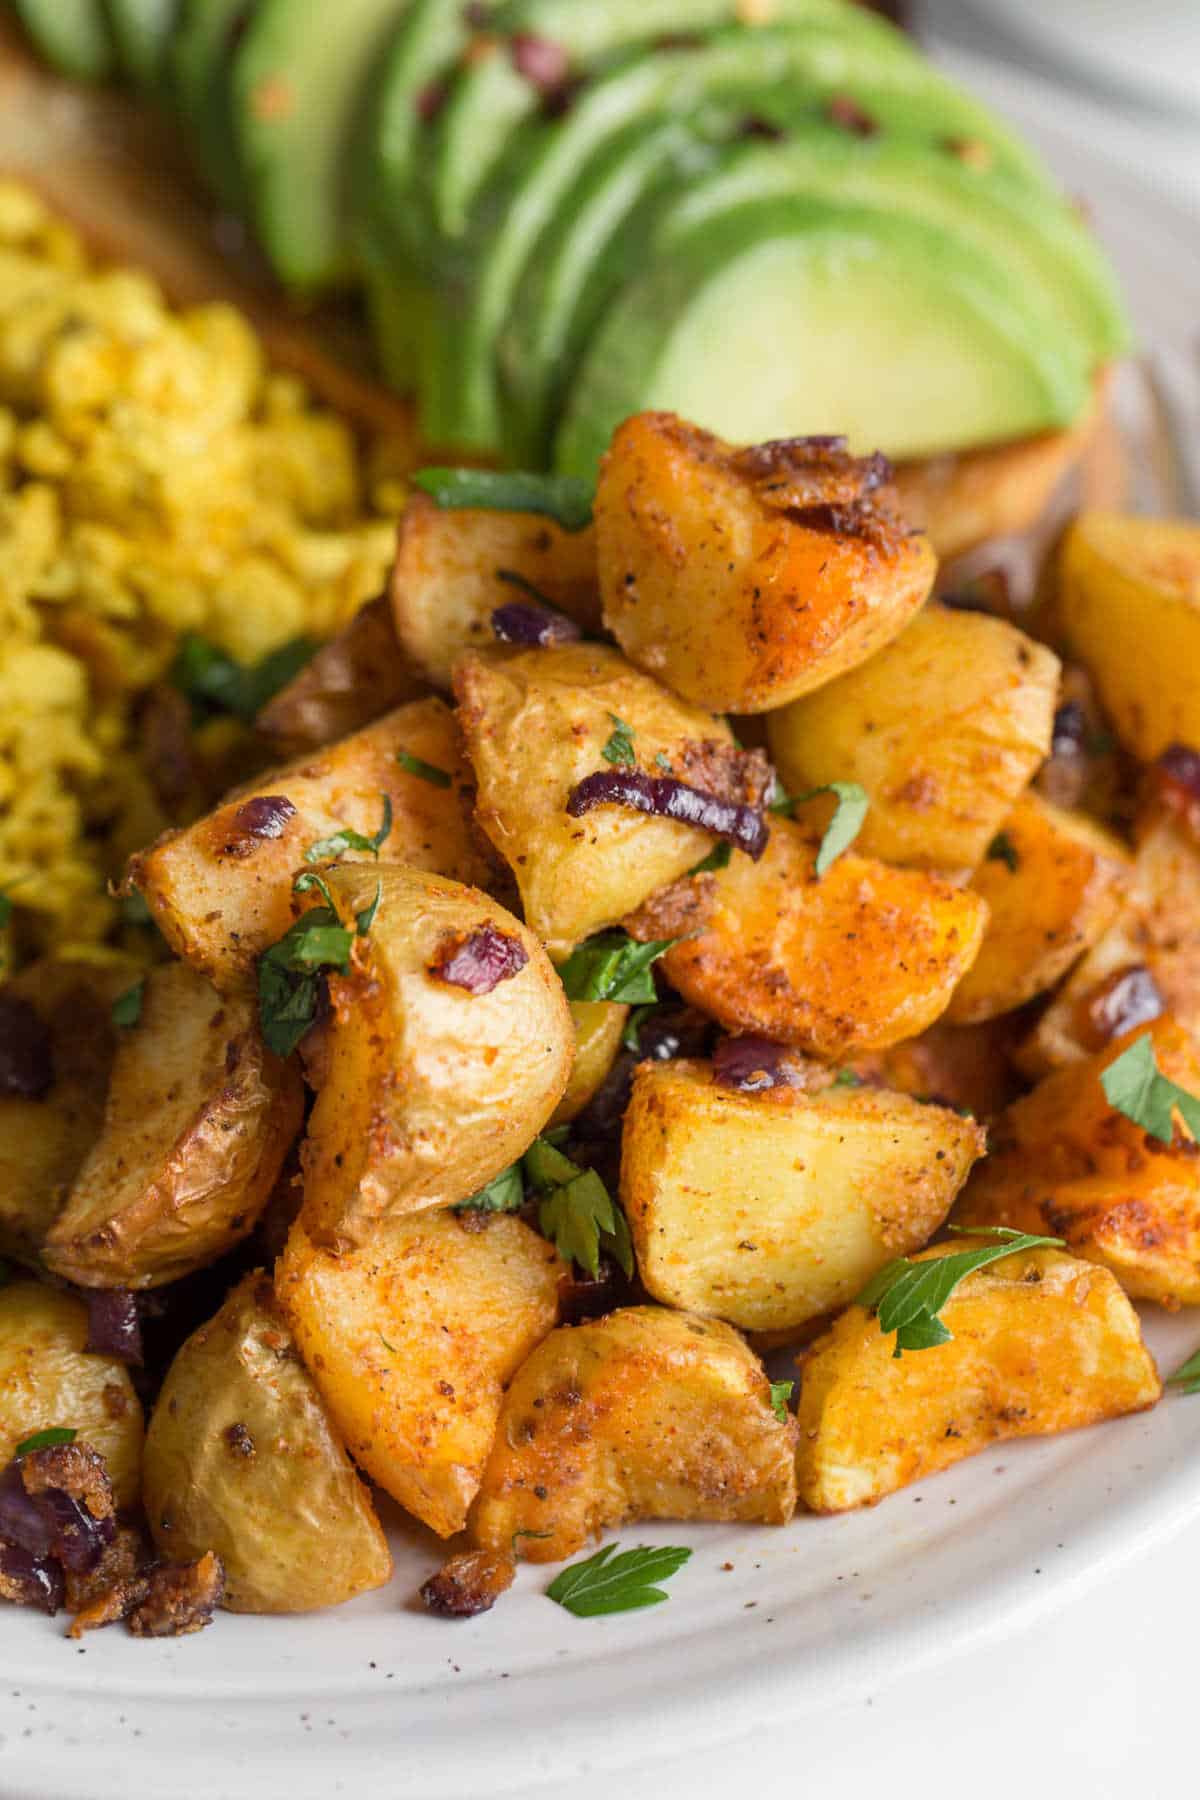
[556,932,679,1004]
[774,780,870,876]
[412,468,594,533]
[622,1002,658,1054]
[832,1068,863,1089]
[1169,1347,1200,1395]
[987,831,1020,873]
[856,1226,1065,1358]
[601,714,636,767]
[396,749,452,788]
[1100,1033,1200,1144]
[546,1543,692,1617]
[257,873,379,1059]
[455,1162,525,1215]
[14,1426,77,1457]
[654,751,672,774]
[170,633,317,724]
[769,1380,794,1422]
[111,981,144,1029]
[689,841,732,876]
[305,795,393,864]
[0,892,11,929]
[523,1137,633,1278]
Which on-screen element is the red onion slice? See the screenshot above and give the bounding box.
[85,1290,144,1366]
[567,770,768,859]
[712,1036,804,1093]
[491,602,581,647]
[429,924,529,995]
[0,1543,64,1614]
[0,995,54,1100]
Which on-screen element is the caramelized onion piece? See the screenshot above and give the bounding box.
[712,1035,805,1093]
[84,1290,144,1366]
[491,601,581,647]
[567,769,768,860]
[429,924,529,995]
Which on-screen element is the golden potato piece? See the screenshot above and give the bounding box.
[795,1242,1161,1513]
[625,818,987,1060]
[129,698,489,994]
[143,1274,392,1613]
[391,491,600,689]
[454,642,741,956]
[1056,512,1200,760]
[767,604,1061,874]
[551,1001,629,1127]
[299,864,572,1246]
[255,595,427,755]
[43,962,303,1289]
[596,414,934,714]
[276,1209,563,1538]
[945,792,1130,1024]
[957,1015,1200,1305]
[621,1061,983,1333]
[470,1306,796,1562]
[0,1282,144,1510]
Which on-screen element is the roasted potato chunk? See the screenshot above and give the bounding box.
[767,605,1061,874]
[621,1061,983,1333]
[0,1282,144,1510]
[455,642,743,956]
[143,1274,391,1613]
[624,818,987,1059]
[957,1016,1200,1305]
[551,1001,630,1127]
[255,595,427,755]
[391,491,600,689]
[596,414,934,713]
[864,1017,1025,1123]
[1056,512,1200,760]
[470,1306,796,1562]
[277,1209,563,1538]
[130,698,490,994]
[945,792,1131,1024]
[43,963,303,1289]
[796,1243,1161,1513]
[299,864,572,1246]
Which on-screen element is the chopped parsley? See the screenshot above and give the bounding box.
[987,831,1020,873]
[111,981,145,1029]
[769,1380,794,1423]
[622,1002,659,1054]
[601,714,637,768]
[772,779,870,876]
[546,1543,692,1617]
[14,1426,77,1458]
[1169,1346,1200,1395]
[0,892,11,929]
[689,841,732,876]
[556,931,679,1005]
[856,1226,1064,1358]
[832,1068,863,1089]
[1100,1033,1200,1144]
[257,872,379,1059]
[411,468,594,533]
[170,633,316,724]
[305,795,393,864]
[523,1136,633,1279]
[455,1162,525,1215]
[654,752,673,774]
[396,749,453,788]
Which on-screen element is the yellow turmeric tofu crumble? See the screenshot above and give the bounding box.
[0,181,398,961]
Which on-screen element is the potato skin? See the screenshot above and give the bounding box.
[621,1061,984,1333]
[469,1305,797,1563]
[256,595,427,755]
[455,642,736,956]
[626,817,988,1059]
[767,604,1061,875]
[945,792,1131,1024]
[551,1001,630,1127]
[0,1282,144,1509]
[143,1273,392,1613]
[957,1016,1200,1306]
[391,491,601,689]
[129,698,490,994]
[276,1210,564,1538]
[299,864,572,1246]
[596,413,935,713]
[43,962,303,1289]
[795,1244,1161,1513]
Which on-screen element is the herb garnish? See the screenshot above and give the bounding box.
[523,1137,633,1278]
[622,1002,658,1053]
[987,832,1020,873]
[411,468,594,533]
[257,873,379,1058]
[832,1068,863,1089]
[455,1162,525,1215]
[170,633,316,724]
[556,931,679,1005]
[111,981,145,1029]
[396,749,453,788]
[856,1226,1064,1358]
[14,1426,77,1457]
[601,715,636,768]
[689,841,732,876]
[1169,1346,1200,1395]
[0,893,11,929]
[772,780,869,876]
[546,1543,692,1617]
[1100,1033,1200,1144]
[654,752,672,774]
[305,796,393,864]
[769,1380,794,1422]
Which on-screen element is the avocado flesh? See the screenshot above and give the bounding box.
[169,0,254,213]
[230,0,413,292]
[419,23,1056,451]
[104,0,177,88]
[14,0,115,80]
[555,196,1090,477]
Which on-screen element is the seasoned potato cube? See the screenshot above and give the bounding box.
[143,1274,392,1613]
[255,595,427,755]
[43,963,303,1289]
[1056,512,1200,760]
[470,1306,796,1562]
[624,818,987,1059]
[945,793,1130,1024]
[621,1061,983,1333]
[391,492,600,689]
[299,864,572,1247]
[0,1282,144,1509]
[767,605,1061,874]
[277,1210,563,1538]
[596,413,934,713]
[551,1001,629,1127]
[957,1016,1200,1305]
[455,642,741,956]
[795,1243,1161,1513]
[129,698,490,994]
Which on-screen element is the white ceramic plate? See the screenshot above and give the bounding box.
[958,0,1200,122]
[5,55,1200,1800]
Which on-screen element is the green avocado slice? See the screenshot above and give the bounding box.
[168,0,254,213]
[418,23,1055,452]
[230,0,413,291]
[555,195,1091,476]
[13,0,116,81]
[104,0,178,88]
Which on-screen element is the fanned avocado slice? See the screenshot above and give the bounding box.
[168,0,254,212]
[555,195,1091,476]
[501,117,1129,466]
[104,0,178,88]
[13,0,116,81]
[230,0,414,291]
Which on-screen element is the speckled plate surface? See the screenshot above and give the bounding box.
[5,56,1200,1800]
